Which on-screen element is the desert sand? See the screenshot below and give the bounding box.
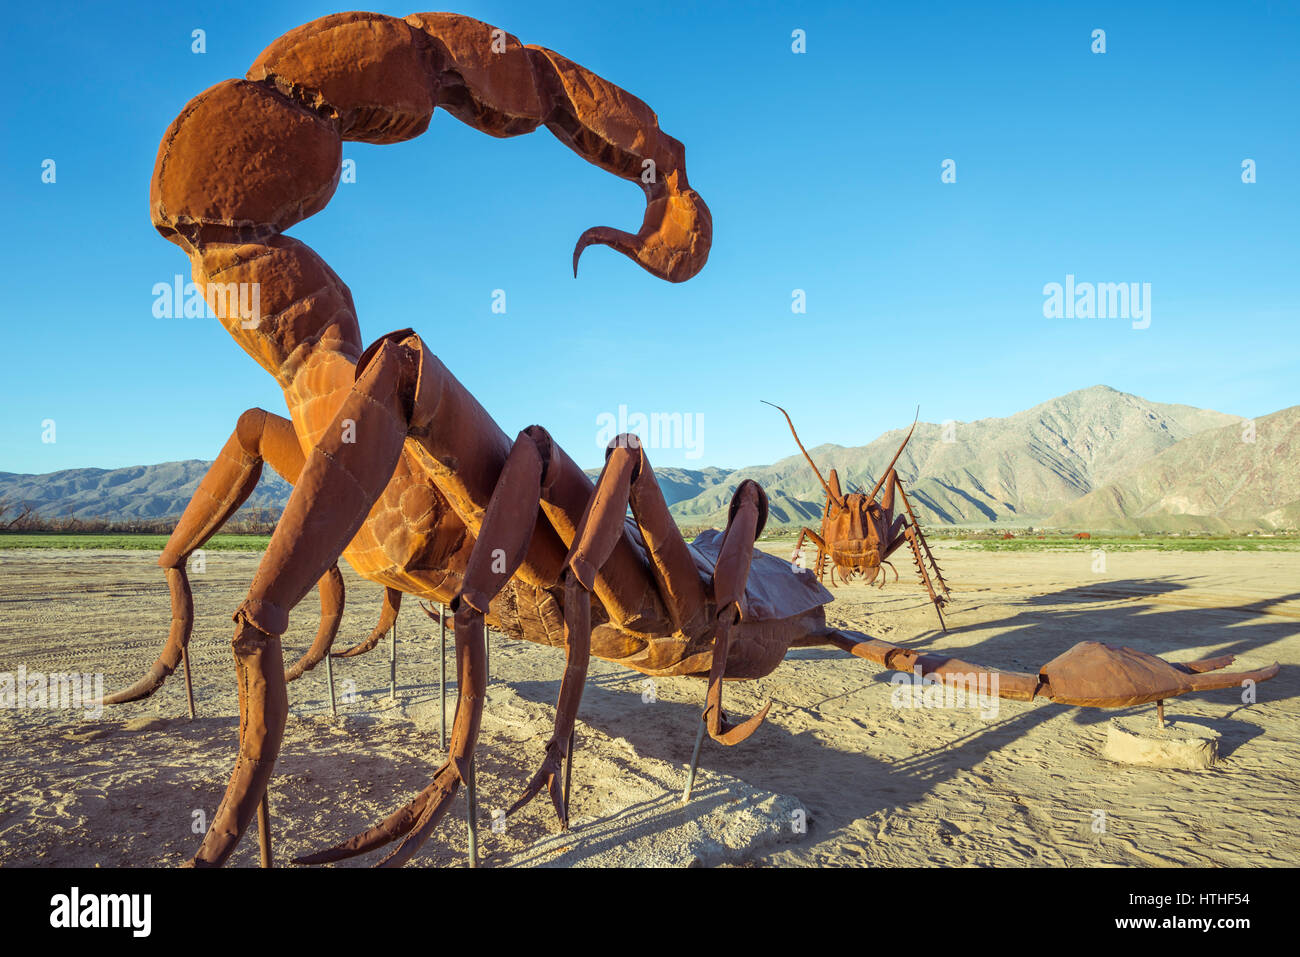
[0,542,1295,867]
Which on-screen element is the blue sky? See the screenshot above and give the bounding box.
[2,0,1296,475]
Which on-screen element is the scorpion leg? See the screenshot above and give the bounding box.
[296,426,558,864]
[294,596,488,867]
[442,426,589,831]
[331,586,401,658]
[702,480,773,745]
[191,340,413,867]
[281,565,344,681]
[505,573,589,828]
[570,442,770,745]
[102,409,345,705]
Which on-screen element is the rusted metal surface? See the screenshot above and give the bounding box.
[766,403,952,630]
[97,11,1281,868]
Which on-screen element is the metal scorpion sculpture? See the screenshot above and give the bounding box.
[102,11,1280,868]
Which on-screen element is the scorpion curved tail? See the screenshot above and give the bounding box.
[225,11,711,284]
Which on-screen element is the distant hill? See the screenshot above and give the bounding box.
[1044,405,1300,532]
[0,460,291,522]
[4,387,1291,534]
[667,385,1237,528]
[582,465,729,508]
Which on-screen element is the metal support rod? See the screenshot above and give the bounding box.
[257,791,272,868]
[466,757,478,868]
[439,603,446,751]
[1157,699,1165,729]
[324,649,337,718]
[389,618,397,700]
[485,627,490,685]
[681,717,707,804]
[181,646,196,720]
[564,725,575,822]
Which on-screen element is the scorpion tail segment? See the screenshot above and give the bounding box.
[101,566,194,705]
[284,565,344,681]
[507,574,591,828]
[333,586,403,658]
[761,401,846,510]
[190,620,289,867]
[572,178,712,283]
[704,480,772,746]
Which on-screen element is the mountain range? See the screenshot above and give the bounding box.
[2,386,1295,533]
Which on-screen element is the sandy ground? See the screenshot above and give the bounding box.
[0,543,1296,868]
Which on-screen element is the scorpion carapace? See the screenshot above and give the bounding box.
[764,402,952,630]
[98,11,1280,868]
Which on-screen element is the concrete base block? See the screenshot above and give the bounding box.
[1104,715,1220,769]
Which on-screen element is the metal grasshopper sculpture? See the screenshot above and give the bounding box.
[765,403,951,630]
[102,10,1280,868]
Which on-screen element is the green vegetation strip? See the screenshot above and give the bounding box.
[757,534,1300,553]
[0,533,271,551]
[3,532,1297,554]
[959,536,1300,552]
